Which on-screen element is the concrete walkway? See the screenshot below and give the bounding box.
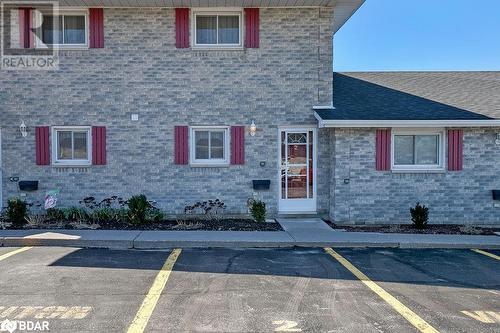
[0,219,499,249]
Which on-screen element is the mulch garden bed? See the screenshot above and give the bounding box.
[324,220,500,235]
[3,219,283,232]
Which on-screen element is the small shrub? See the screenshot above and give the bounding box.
[79,195,126,210]
[128,194,151,225]
[146,208,164,223]
[25,214,47,228]
[80,196,98,209]
[116,209,130,223]
[250,199,266,223]
[175,220,203,230]
[184,199,225,221]
[6,198,28,226]
[410,202,429,229]
[90,208,113,223]
[46,208,66,222]
[63,207,89,222]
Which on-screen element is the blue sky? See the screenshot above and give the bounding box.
[334,0,500,72]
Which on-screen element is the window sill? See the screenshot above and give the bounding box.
[189,163,230,168]
[52,163,91,167]
[191,46,244,51]
[36,46,89,51]
[391,169,446,174]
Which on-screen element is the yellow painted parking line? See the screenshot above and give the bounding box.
[472,249,500,261]
[127,249,182,333]
[0,247,32,262]
[461,310,500,323]
[324,248,439,333]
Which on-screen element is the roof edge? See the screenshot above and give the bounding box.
[333,0,365,34]
[314,113,500,128]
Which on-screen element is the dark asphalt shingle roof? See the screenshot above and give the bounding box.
[317,72,500,121]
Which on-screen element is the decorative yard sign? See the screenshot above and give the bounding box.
[44,190,59,210]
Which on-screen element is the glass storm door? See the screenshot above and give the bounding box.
[279,129,317,213]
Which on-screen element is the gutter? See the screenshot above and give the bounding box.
[314,113,500,128]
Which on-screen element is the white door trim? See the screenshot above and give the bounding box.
[0,129,3,209]
[277,126,318,214]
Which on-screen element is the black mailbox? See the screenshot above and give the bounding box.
[252,180,270,191]
[19,181,38,191]
[492,190,500,201]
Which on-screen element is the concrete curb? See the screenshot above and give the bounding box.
[0,229,499,250]
[132,230,296,249]
[0,230,139,249]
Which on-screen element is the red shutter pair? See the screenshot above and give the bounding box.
[18,8,33,48]
[175,8,259,49]
[174,126,245,165]
[19,8,104,48]
[35,126,106,165]
[375,129,463,171]
[89,8,104,48]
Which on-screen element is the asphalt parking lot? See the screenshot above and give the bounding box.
[0,247,498,333]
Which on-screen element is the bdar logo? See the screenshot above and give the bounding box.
[0,319,17,333]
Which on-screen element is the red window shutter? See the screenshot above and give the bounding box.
[376,129,391,171]
[448,129,463,171]
[35,127,50,165]
[92,126,106,165]
[19,8,33,49]
[174,126,189,165]
[231,126,245,165]
[89,8,104,48]
[244,8,260,48]
[175,8,190,48]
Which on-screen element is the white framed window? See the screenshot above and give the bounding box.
[391,129,445,172]
[192,9,242,48]
[52,126,92,166]
[190,126,230,166]
[35,10,89,48]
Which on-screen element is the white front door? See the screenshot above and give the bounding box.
[278,128,317,213]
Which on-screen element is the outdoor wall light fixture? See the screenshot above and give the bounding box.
[20,120,28,138]
[249,121,257,137]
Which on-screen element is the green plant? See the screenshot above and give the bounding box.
[146,207,164,223]
[184,199,225,221]
[127,194,151,225]
[410,202,429,229]
[6,198,28,226]
[63,207,89,222]
[90,208,116,222]
[116,209,130,223]
[46,208,66,222]
[250,199,266,223]
[25,214,47,227]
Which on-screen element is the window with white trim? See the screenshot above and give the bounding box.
[190,127,229,166]
[52,127,91,166]
[193,10,242,48]
[37,10,88,48]
[392,129,444,171]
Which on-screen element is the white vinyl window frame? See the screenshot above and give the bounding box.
[51,126,92,166]
[191,8,243,49]
[35,9,89,49]
[189,126,230,167]
[391,128,445,172]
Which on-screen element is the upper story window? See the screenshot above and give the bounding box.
[392,129,444,172]
[190,127,230,166]
[37,10,88,48]
[52,127,91,166]
[193,10,242,48]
